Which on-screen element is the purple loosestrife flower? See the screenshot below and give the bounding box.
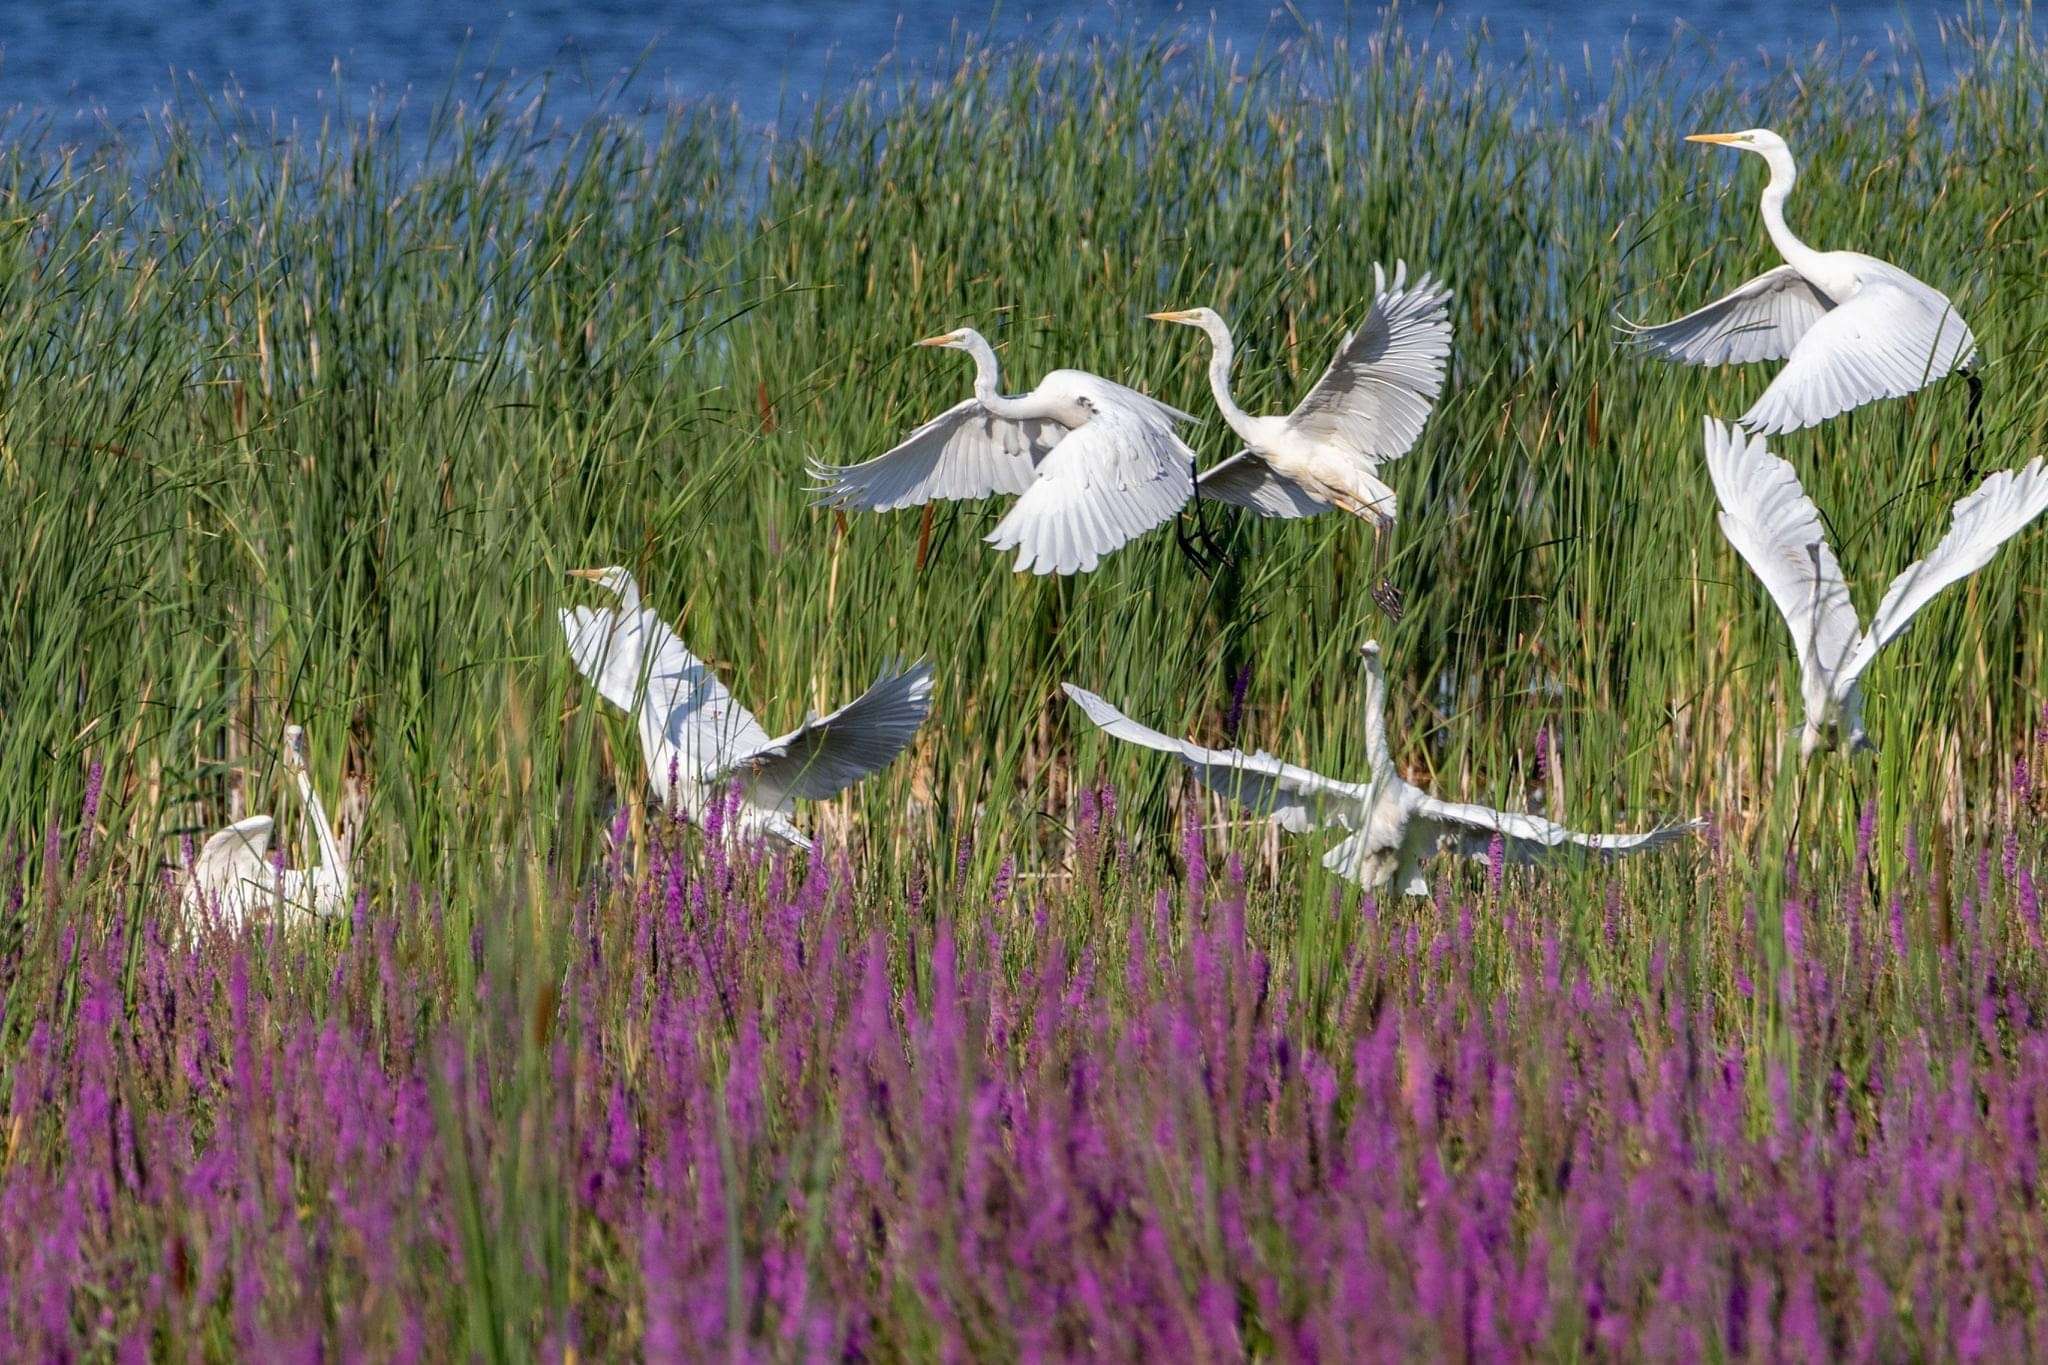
[73,759,103,873]
[1223,662,1253,743]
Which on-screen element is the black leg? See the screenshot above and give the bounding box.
[1964,368,1985,471]
[1370,522,1404,623]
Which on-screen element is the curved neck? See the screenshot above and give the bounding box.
[1755,145,1823,277]
[1197,317,1261,445]
[1361,659,1394,780]
[961,332,1036,422]
[294,767,351,901]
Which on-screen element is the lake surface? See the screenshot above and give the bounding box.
[0,1,2022,141]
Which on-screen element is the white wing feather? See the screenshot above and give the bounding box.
[806,398,1063,511]
[1062,684,1367,833]
[1285,262,1453,463]
[1740,276,1976,435]
[1416,797,1702,863]
[1196,451,1333,519]
[721,661,935,807]
[561,605,773,775]
[1621,265,1836,367]
[985,399,1194,575]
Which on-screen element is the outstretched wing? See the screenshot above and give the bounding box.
[1620,264,1835,367]
[1285,262,1453,463]
[719,661,936,807]
[1740,276,1976,435]
[1840,458,2048,684]
[1196,451,1333,519]
[1062,683,1367,832]
[562,605,772,772]
[986,397,1194,575]
[1417,797,1701,864]
[1701,417,1862,688]
[807,399,1064,511]
[193,815,275,889]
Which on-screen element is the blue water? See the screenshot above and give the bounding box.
[0,1,2016,140]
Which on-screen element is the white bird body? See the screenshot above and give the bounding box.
[561,566,934,847]
[1702,418,2048,758]
[807,328,1196,576]
[1065,641,1697,895]
[180,725,351,933]
[1626,129,1975,434]
[1153,263,1453,526]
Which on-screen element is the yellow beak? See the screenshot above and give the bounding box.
[1147,309,1197,323]
[913,333,953,347]
[1685,132,1744,145]
[567,568,606,581]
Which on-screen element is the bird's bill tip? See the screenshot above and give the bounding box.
[567,567,608,580]
[1684,131,1743,145]
[1146,309,1196,323]
[912,332,955,347]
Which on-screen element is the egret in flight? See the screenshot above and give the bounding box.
[562,567,933,846]
[1703,418,2048,757]
[181,725,352,931]
[1623,128,1977,435]
[1064,642,1697,895]
[806,328,1200,575]
[1148,262,1452,526]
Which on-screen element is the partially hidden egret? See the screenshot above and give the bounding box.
[181,724,352,932]
[806,327,1200,575]
[1702,417,2048,758]
[1623,128,1976,435]
[561,566,933,847]
[1064,641,1698,895]
[1149,262,1452,526]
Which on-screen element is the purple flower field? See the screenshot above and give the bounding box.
[6,780,2047,1360]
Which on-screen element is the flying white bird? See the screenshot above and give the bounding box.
[181,724,352,932]
[1623,128,1977,435]
[1064,641,1697,895]
[806,327,1199,575]
[1148,262,1453,526]
[561,566,933,847]
[1703,417,2048,758]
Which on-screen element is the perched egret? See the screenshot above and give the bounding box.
[1703,418,2048,758]
[1623,128,1976,435]
[181,725,352,931]
[1064,642,1697,895]
[1149,262,1453,526]
[561,566,933,846]
[806,328,1200,575]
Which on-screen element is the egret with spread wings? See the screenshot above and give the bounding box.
[1065,641,1697,895]
[562,567,933,847]
[806,327,1198,576]
[1149,262,1452,526]
[181,725,352,932]
[1622,128,1976,435]
[1703,418,2048,758]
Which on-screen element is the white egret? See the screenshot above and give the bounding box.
[1703,417,2048,758]
[806,328,1200,576]
[1623,128,1977,435]
[1064,641,1697,895]
[1148,262,1453,526]
[180,725,352,931]
[561,566,933,847]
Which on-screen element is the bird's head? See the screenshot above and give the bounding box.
[1146,307,1222,333]
[1358,640,1385,676]
[281,725,307,773]
[1685,128,1790,159]
[568,565,638,603]
[913,328,976,352]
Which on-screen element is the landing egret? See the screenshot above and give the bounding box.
[1623,128,1976,434]
[806,328,1199,575]
[562,566,933,846]
[1148,262,1452,526]
[1703,418,2048,757]
[181,724,352,931]
[1064,641,1697,895]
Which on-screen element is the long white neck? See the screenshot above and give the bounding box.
[1361,656,1395,781]
[294,766,351,908]
[1196,315,1262,446]
[1755,144,1824,279]
[960,331,1039,422]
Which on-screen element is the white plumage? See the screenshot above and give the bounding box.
[806,327,1196,575]
[1065,641,1697,895]
[180,725,352,933]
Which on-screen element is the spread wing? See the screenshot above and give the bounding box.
[1417,797,1702,864]
[1062,683,1367,833]
[806,398,1064,511]
[985,398,1194,575]
[561,605,772,773]
[1285,262,1453,463]
[1620,264,1835,367]
[193,815,275,888]
[1196,451,1333,519]
[1701,417,1861,690]
[718,661,935,807]
[1740,277,1977,435]
[1839,458,2048,685]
